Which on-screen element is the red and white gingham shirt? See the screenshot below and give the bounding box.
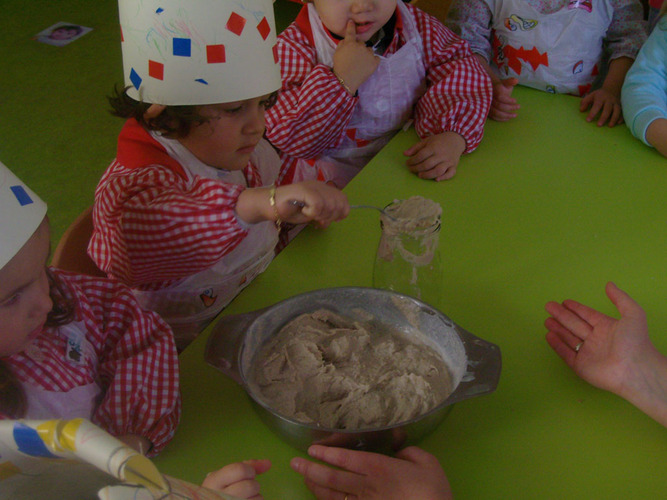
[89,119,264,290]
[1,269,181,456]
[266,3,492,167]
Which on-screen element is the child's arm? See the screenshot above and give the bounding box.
[407,6,492,179]
[202,460,271,499]
[645,118,667,157]
[265,25,359,159]
[580,56,633,127]
[474,54,520,122]
[545,282,667,428]
[621,24,667,156]
[580,0,647,127]
[446,2,518,122]
[79,276,181,456]
[91,165,259,286]
[235,181,349,228]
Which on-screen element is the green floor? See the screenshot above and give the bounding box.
[0,0,301,251]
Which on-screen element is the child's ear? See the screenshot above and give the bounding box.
[143,104,167,121]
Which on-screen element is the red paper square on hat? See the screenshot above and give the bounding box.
[257,17,271,40]
[148,60,164,80]
[226,12,246,36]
[207,44,225,63]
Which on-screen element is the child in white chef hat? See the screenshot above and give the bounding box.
[89,0,349,351]
[0,160,180,457]
[0,162,273,498]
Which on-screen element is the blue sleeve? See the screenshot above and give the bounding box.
[621,20,667,146]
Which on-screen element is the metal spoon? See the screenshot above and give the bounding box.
[289,201,397,221]
[350,204,397,220]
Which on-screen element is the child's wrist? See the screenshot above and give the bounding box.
[269,184,282,229]
[331,69,357,97]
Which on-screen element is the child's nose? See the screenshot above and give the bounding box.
[244,106,266,134]
[33,280,53,319]
[35,291,53,318]
[350,0,374,14]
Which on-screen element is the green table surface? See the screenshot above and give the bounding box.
[154,87,667,499]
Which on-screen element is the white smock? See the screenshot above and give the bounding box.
[292,1,427,188]
[133,137,279,347]
[487,0,612,95]
[21,322,102,420]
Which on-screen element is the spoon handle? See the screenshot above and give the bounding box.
[350,205,396,220]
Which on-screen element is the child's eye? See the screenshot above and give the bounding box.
[0,293,20,308]
[223,105,244,115]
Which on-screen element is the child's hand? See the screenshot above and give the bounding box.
[202,459,271,500]
[403,132,466,181]
[580,88,624,127]
[332,20,380,93]
[276,181,349,228]
[291,445,453,500]
[489,77,520,121]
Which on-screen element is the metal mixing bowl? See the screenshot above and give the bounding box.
[205,287,501,452]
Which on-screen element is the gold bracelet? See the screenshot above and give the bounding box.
[332,70,355,96]
[269,184,282,228]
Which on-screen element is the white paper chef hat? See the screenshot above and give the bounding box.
[0,161,47,270]
[118,0,281,105]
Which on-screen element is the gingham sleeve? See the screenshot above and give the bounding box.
[90,162,248,288]
[412,6,493,152]
[265,25,358,159]
[72,273,181,456]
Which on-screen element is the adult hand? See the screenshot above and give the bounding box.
[291,445,453,500]
[332,20,380,93]
[403,132,466,181]
[545,282,667,427]
[202,459,271,500]
[545,282,651,396]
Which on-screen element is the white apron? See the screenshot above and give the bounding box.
[487,0,613,95]
[291,1,427,188]
[133,137,280,348]
[22,322,101,420]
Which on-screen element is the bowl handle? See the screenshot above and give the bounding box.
[445,326,502,405]
[204,307,268,384]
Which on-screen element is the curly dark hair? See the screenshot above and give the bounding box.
[108,85,279,138]
[108,85,211,138]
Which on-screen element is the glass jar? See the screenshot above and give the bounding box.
[372,204,442,305]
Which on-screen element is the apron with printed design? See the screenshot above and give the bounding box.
[487,0,612,95]
[290,1,427,188]
[133,139,279,347]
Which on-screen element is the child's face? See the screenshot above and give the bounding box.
[178,94,274,171]
[0,218,52,357]
[50,28,79,40]
[312,0,397,42]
